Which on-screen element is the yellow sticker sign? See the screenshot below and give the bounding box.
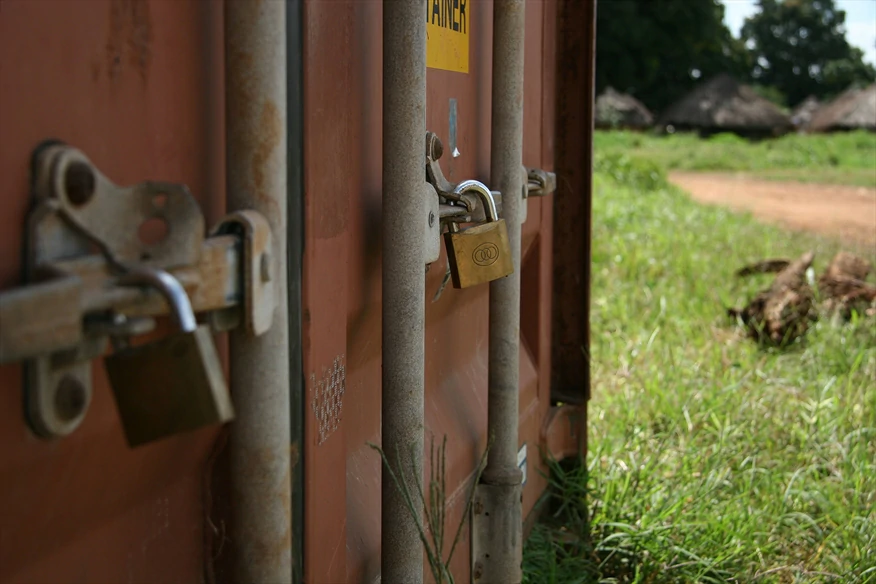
[426,0,470,74]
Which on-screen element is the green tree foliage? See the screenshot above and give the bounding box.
[595,0,751,114]
[741,0,876,107]
[750,83,789,108]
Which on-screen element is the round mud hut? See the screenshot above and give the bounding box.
[657,73,793,138]
[790,95,821,130]
[595,87,654,130]
[807,83,876,133]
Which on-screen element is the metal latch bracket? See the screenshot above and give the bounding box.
[0,142,277,439]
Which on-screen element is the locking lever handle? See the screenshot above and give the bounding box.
[452,180,498,222]
[116,267,198,333]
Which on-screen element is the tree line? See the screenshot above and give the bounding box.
[595,0,876,113]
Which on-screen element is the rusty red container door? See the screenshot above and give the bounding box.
[0,1,567,582]
[0,1,226,583]
[301,1,558,581]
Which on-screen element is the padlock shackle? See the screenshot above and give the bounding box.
[116,267,198,333]
[453,179,498,223]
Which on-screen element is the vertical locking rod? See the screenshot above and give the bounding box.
[382,0,427,582]
[225,2,292,583]
[479,0,526,582]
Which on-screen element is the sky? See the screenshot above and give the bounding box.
[722,0,876,66]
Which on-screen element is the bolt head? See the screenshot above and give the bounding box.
[427,132,444,160]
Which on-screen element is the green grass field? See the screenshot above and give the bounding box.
[522,147,876,583]
[594,130,876,188]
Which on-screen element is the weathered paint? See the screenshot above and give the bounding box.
[0,1,225,582]
[552,0,597,412]
[0,0,592,582]
[302,0,561,581]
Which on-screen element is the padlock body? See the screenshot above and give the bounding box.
[443,218,514,289]
[104,325,234,447]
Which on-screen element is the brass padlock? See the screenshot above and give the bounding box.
[103,267,234,448]
[443,180,514,289]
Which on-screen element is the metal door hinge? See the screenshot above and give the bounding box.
[515,166,557,224]
[524,167,557,198]
[0,142,278,440]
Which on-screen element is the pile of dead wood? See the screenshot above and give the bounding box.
[728,251,876,346]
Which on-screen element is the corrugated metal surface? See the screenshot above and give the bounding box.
[0,1,225,582]
[301,1,559,581]
[0,1,590,582]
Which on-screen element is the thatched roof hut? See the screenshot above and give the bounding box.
[790,95,821,130]
[595,87,654,130]
[657,73,793,137]
[807,83,876,132]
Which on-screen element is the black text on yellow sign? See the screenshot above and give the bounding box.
[426,0,470,74]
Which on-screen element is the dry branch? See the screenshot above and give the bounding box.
[735,258,792,277]
[729,251,817,346]
[818,252,876,318]
[730,251,876,345]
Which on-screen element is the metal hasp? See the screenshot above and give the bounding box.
[224,0,292,582]
[472,0,527,582]
[426,131,506,225]
[0,143,275,442]
[425,133,515,302]
[382,0,427,581]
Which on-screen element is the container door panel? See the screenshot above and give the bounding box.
[302,1,555,581]
[0,1,225,583]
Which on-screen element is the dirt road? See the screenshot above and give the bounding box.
[669,171,876,247]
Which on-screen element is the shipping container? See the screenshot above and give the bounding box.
[0,1,596,582]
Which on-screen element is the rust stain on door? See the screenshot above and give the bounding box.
[107,0,153,83]
[0,1,226,582]
[251,99,282,217]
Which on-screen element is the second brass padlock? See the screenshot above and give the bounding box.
[443,179,514,289]
[104,267,234,448]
